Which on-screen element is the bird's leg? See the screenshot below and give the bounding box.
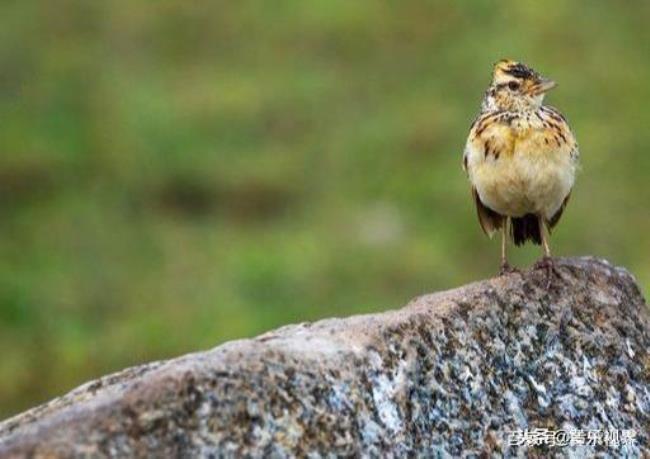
[534,216,560,287]
[499,218,518,275]
[541,217,552,259]
[500,220,508,271]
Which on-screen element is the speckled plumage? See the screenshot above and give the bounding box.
[463,60,579,273]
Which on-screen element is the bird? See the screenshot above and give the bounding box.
[462,59,579,279]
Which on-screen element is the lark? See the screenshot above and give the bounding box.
[462,59,579,278]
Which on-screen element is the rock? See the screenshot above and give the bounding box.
[0,257,648,457]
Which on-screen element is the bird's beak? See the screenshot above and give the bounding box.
[532,78,557,95]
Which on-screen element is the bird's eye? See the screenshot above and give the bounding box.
[508,81,520,90]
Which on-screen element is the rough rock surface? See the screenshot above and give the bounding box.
[0,257,648,458]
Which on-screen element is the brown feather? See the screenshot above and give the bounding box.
[472,187,504,237]
[547,192,571,231]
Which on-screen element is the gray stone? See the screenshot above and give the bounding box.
[0,257,648,458]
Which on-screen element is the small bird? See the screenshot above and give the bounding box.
[462,59,579,277]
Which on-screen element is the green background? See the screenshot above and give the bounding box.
[1,1,648,418]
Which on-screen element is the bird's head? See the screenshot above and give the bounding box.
[482,59,556,112]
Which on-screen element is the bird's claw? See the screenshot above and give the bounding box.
[499,262,521,276]
[534,256,562,289]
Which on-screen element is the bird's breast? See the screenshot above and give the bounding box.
[466,120,576,219]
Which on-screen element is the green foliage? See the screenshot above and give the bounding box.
[1,1,648,417]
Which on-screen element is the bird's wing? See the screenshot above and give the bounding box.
[462,145,469,174]
[463,111,508,237]
[547,192,571,230]
[541,105,580,162]
[462,112,488,173]
[472,187,504,237]
[539,106,579,229]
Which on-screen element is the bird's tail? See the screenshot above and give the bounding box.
[511,214,541,246]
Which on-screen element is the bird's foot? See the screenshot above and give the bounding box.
[499,262,521,276]
[534,256,562,289]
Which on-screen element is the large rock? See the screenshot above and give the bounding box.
[0,257,648,457]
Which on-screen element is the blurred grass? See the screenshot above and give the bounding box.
[1,0,649,418]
